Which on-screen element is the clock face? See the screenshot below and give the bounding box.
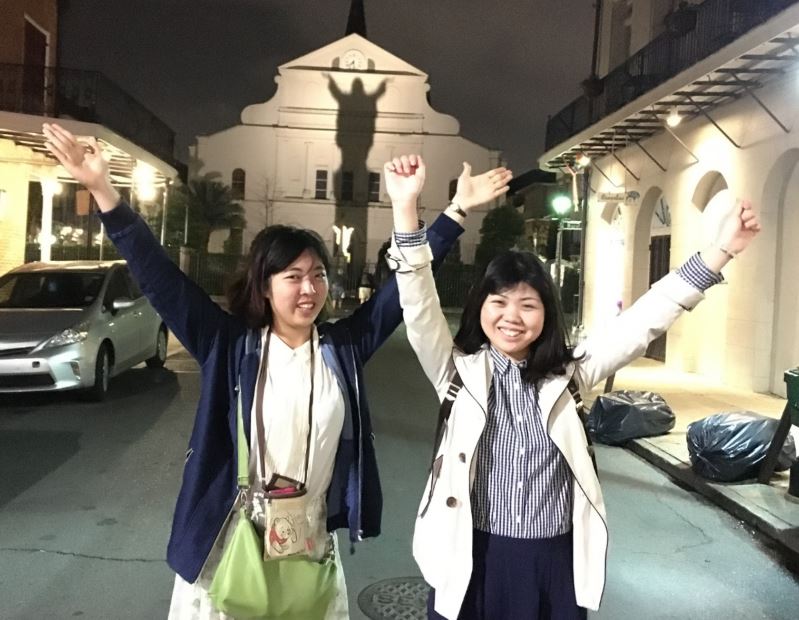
[341,49,366,70]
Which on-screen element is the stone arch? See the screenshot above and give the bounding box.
[691,171,727,211]
[630,185,666,302]
[763,148,799,396]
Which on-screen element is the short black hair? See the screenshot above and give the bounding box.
[453,250,577,386]
[227,225,331,329]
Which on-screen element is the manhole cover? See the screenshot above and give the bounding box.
[357,577,429,619]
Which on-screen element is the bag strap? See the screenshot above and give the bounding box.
[431,370,464,466]
[567,376,598,474]
[236,382,250,489]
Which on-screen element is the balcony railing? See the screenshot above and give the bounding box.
[0,63,175,163]
[545,0,799,152]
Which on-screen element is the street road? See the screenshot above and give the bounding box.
[0,328,797,619]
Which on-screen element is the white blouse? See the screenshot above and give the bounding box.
[249,326,345,501]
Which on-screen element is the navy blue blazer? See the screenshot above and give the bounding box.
[99,202,463,582]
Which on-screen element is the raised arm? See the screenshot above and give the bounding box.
[574,198,761,392]
[338,157,512,365]
[387,155,511,398]
[42,123,235,364]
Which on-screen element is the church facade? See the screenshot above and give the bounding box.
[191,32,502,273]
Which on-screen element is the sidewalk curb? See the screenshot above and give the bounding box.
[626,438,799,558]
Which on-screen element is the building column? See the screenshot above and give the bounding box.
[39,178,61,262]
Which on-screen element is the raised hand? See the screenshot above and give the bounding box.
[384,154,426,207]
[42,123,107,189]
[43,123,119,211]
[453,163,513,211]
[717,199,761,256]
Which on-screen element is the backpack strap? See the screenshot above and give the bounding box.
[432,370,464,465]
[567,375,598,475]
[420,370,464,518]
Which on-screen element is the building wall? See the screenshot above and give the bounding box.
[0,0,58,66]
[0,141,35,274]
[193,34,501,266]
[582,65,799,397]
[597,0,699,76]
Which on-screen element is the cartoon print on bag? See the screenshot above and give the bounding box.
[268,516,298,554]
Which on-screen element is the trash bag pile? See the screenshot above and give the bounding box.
[587,390,675,445]
[687,411,797,482]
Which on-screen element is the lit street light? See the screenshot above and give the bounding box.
[550,193,572,291]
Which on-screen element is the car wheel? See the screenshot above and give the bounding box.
[83,344,111,402]
[146,327,168,369]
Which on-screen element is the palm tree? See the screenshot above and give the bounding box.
[185,177,245,253]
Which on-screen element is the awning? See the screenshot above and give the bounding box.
[0,110,178,187]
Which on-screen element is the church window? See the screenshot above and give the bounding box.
[231,168,246,200]
[315,170,328,199]
[341,171,354,201]
[368,172,380,202]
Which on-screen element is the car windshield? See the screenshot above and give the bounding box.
[0,271,106,309]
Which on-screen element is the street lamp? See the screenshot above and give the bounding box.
[550,193,572,291]
[666,106,682,127]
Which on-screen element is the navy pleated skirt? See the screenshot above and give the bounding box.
[427,529,587,620]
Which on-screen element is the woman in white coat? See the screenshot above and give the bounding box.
[383,154,761,620]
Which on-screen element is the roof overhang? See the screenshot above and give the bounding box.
[540,3,799,171]
[0,111,178,186]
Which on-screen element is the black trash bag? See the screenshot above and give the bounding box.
[686,411,797,482]
[587,390,675,445]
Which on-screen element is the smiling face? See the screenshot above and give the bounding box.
[266,249,328,341]
[479,282,545,362]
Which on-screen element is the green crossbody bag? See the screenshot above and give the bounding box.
[208,363,337,619]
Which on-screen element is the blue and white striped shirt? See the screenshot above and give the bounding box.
[471,347,573,538]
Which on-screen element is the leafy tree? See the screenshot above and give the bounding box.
[162,178,245,253]
[474,204,526,270]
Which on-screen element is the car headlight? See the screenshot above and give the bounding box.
[39,322,91,350]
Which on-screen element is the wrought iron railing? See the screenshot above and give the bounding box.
[545,0,798,151]
[0,63,175,163]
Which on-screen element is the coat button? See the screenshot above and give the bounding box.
[446,496,457,508]
[458,453,466,463]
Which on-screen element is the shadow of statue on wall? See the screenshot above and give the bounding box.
[326,74,387,284]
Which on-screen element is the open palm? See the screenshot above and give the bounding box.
[454,163,513,210]
[43,123,108,190]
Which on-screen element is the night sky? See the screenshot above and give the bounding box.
[58,0,596,172]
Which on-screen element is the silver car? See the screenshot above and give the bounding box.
[0,261,167,400]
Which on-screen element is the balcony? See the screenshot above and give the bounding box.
[545,0,799,158]
[0,63,175,164]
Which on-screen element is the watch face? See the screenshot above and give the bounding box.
[341,49,366,70]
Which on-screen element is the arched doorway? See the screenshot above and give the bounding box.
[630,187,672,361]
[646,194,672,361]
[762,149,799,397]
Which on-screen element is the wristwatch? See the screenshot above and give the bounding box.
[449,201,467,217]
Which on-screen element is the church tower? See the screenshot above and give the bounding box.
[345,0,367,38]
